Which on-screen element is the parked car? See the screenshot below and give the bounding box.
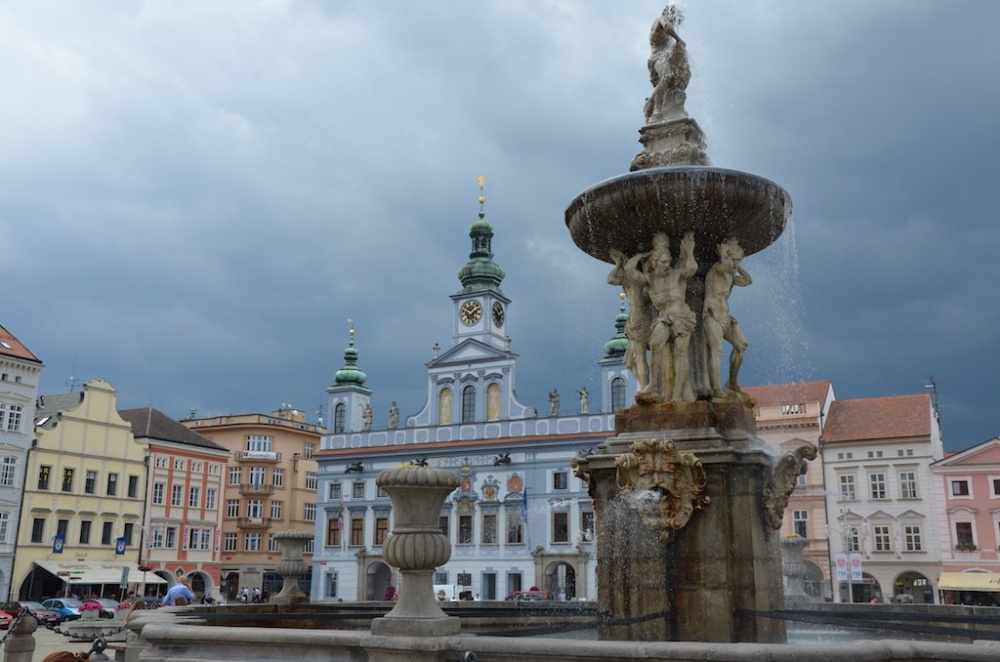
[1,601,60,626]
[40,598,83,622]
[94,598,120,618]
[0,609,14,630]
[504,591,553,602]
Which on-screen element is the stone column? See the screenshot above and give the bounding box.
[271,530,313,605]
[371,465,461,638]
[2,611,37,662]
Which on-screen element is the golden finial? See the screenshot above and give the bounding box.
[347,318,356,341]
[477,174,486,211]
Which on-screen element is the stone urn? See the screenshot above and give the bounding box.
[271,530,313,605]
[371,465,461,637]
[781,534,810,609]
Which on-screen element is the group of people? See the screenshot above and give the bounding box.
[235,586,267,604]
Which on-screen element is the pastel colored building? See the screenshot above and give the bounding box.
[0,324,43,599]
[820,393,944,603]
[120,407,231,600]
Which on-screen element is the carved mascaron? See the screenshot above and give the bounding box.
[762,445,817,530]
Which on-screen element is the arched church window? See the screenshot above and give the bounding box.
[611,377,626,412]
[462,385,476,424]
[333,403,346,434]
[486,383,501,421]
[438,388,452,425]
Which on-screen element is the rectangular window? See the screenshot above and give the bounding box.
[847,526,860,552]
[174,459,186,471]
[226,500,240,518]
[0,512,9,543]
[206,488,217,510]
[439,515,449,537]
[171,485,183,506]
[101,522,113,545]
[506,509,524,544]
[246,500,264,518]
[374,516,389,546]
[482,513,497,544]
[152,483,165,505]
[127,475,139,498]
[552,512,569,544]
[781,403,803,415]
[580,510,595,542]
[326,518,341,546]
[228,468,242,486]
[458,515,473,545]
[327,572,338,598]
[352,481,364,499]
[349,517,364,546]
[56,519,69,538]
[249,466,265,485]
[268,533,279,553]
[224,533,238,552]
[869,472,886,500]
[245,532,261,552]
[5,405,21,431]
[955,522,974,546]
[904,525,923,551]
[304,503,316,521]
[377,485,388,498]
[270,500,283,520]
[38,465,51,490]
[123,522,134,545]
[154,456,167,468]
[952,480,970,497]
[553,471,568,491]
[107,473,118,496]
[62,468,74,492]
[247,435,273,452]
[304,442,314,459]
[328,483,342,500]
[839,474,855,500]
[85,471,97,494]
[165,526,177,548]
[792,510,808,538]
[31,518,45,543]
[306,472,318,490]
[993,478,1000,497]
[899,472,918,499]
[189,487,201,508]
[272,468,284,487]
[79,520,92,545]
[873,525,892,552]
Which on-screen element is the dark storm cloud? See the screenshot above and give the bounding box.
[1,1,996,450]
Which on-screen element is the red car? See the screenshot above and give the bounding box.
[0,610,14,630]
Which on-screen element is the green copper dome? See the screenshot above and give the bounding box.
[458,210,506,295]
[604,296,629,357]
[332,335,368,388]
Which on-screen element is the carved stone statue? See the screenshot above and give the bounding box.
[630,232,698,403]
[578,386,589,414]
[388,402,399,429]
[362,404,374,431]
[608,249,654,394]
[703,237,752,399]
[548,389,560,417]
[763,445,818,529]
[644,5,691,123]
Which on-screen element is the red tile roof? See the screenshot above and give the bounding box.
[744,380,831,407]
[0,324,42,364]
[821,394,931,443]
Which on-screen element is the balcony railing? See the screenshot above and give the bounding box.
[235,450,281,463]
[238,483,275,496]
[237,517,273,529]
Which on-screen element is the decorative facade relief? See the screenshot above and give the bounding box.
[762,444,817,530]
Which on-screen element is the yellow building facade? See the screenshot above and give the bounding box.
[15,379,155,600]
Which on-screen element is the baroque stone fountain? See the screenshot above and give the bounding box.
[570,5,815,644]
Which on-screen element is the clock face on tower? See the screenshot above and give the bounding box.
[492,302,505,327]
[460,300,482,325]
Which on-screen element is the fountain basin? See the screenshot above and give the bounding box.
[565,166,791,262]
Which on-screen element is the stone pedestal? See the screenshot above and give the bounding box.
[371,465,462,638]
[574,401,786,643]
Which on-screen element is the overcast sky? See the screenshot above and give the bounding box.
[3,1,997,452]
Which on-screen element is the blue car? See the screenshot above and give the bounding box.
[40,598,82,622]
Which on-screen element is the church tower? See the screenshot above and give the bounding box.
[407,177,535,427]
[599,293,635,413]
[325,322,372,433]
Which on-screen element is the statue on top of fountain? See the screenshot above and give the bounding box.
[631,4,709,171]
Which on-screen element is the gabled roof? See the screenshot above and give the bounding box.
[35,392,85,422]
[821,394,932,443]
[744,380,832,407]
[933,437,1000,468]
[119,407,227,451]
[0,324,42,365]
[427,337,514,368]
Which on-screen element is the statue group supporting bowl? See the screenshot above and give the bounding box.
[565,166,791,265]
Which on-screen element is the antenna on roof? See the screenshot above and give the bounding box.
[66,356,80,392]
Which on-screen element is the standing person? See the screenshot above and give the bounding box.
[162,577,196,606]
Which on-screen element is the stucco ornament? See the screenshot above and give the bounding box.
[616,439,710,544]
[763,444,817,529]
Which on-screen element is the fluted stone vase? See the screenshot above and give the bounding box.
[271,530,313,605]
[372,465,461,637]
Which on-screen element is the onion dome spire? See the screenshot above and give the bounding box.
[458,174,506,295]
[333,319,368,387]
[604,293,629,358]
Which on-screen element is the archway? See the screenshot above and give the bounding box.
[894,571,933,604]
[544,561,576,600]
[802,561,824,599]
[366,561,393,601]
[187,571,211,600]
